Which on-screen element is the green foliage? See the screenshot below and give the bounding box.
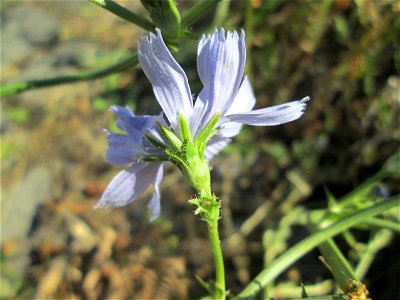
[0,259,26,299]
[92,97,109,112]
[255,154,399,298]
[4,107,29,124]
[238,195,398,299]
[141,0,181,43]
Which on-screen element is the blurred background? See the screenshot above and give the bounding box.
[1,0,399,299]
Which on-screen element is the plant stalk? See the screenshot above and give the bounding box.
[1,54,138,97]
[88,0,154,31]
[207,217,226,300]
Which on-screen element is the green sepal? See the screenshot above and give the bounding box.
[199,128,219,158]
[140,0,181,42]
[140,154,168,162]
[144,127,187,168]
[185,139,198,160]
[165,148,189,170]
[179,112,193,143]
[144,112,217,200]
[189,198,208,217]
[181,154,211,198]
[189,197,211,218]
[156,121,182,151]
[195,112,220,156]
[183,140,212,198]
[144,132,167,152]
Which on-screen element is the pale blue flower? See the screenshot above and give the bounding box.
[95,28,309,220]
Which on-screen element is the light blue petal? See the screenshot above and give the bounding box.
[110,105,135,131]
[225,76,256,114]
[141,139,167,158]
[204,134,231,161]
[110,106,163,142]
[192,29,246,136]
[147,164,164,221]
[223,97,310,126]
[94,162,162,208]
[104,130,140,165]
[138,29,193,130]
[218,121,243,139]
[219,76,256,138]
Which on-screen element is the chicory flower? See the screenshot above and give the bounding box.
[95,28,309,220]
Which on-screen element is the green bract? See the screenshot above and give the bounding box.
[146,112,220,199]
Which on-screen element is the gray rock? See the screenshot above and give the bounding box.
[1,166,52,242]
[1,3,60,68]
[1,166,52,289]
[5,3,59,46]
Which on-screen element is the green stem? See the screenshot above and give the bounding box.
[207,217,226,300]
[338,171,386,208]
[354,229,393,279]
[317,238,359,293]
[88,0,154,31]
[182,0,221,29]
[361,217,400,232]
[1,54,138,97]
[308,212,360,293]
[236,196,399,299]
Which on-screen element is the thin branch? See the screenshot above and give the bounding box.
[1,54,138,97]
[88,0,154,31]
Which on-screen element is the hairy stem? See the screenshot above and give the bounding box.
[207,215,226,300]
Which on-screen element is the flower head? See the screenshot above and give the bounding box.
[95,28,309,220]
